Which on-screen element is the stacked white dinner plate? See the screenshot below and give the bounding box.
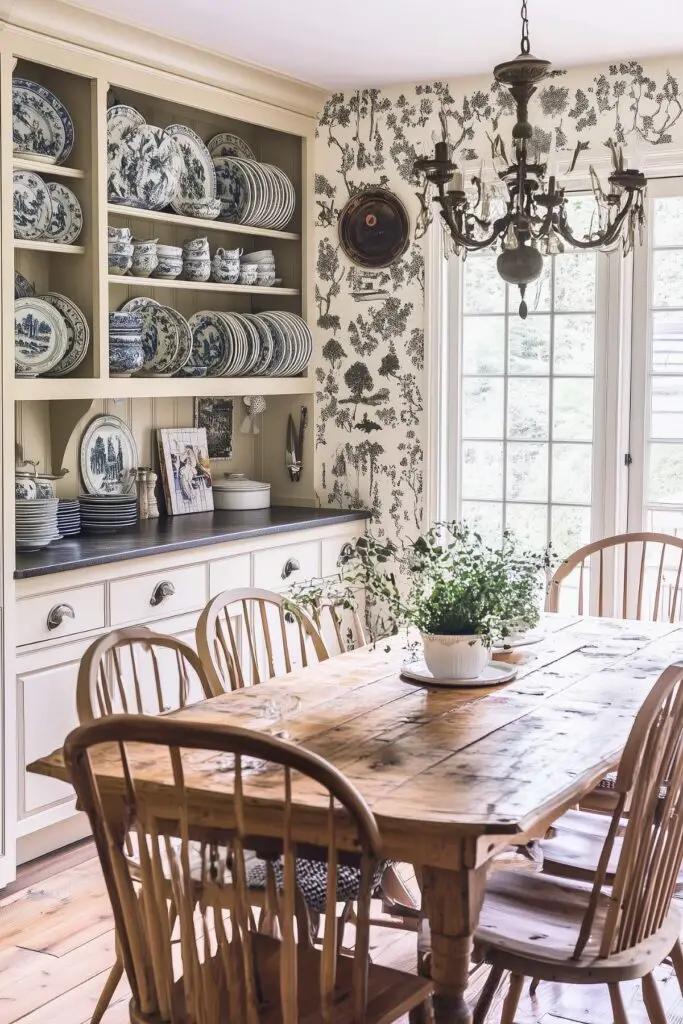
[16,497,60,551]
[213,154,296,230]
[79,494,138,534]
[186,310,312,377]
[57,498,81,537]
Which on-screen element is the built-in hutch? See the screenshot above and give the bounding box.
[0,4,366,883]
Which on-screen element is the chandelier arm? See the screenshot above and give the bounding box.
[435,183,511,250]
[528,207,556,241]
[555,192,636,250]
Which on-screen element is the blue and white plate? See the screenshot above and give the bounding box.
[46,182,83,244]
[244,313,273,375]
[232,313,261,375]
[259,312,288,375]
[207,132,255,161]
[139,303,179,375]
[131,125,183,211]
[217,313,248,375]
[13,78,74,165]
[188,311,233,375]
[13,170,52,239]
[14,297,68,377]
[107,104,146,202]
[163,307,193,376]
[166,123,216,213]
[42,293,89,376]
[214,158,245,222]
[80,415,138,496]
[41,293,90,377]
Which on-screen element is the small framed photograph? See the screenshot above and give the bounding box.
[157,427,213,516]
[194,398,234,460]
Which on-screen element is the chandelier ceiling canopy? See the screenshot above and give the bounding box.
[415,1,647,317]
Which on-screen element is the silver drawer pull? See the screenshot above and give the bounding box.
[150,580,176,607]
[47,603,75,631]
[281,558,301,580]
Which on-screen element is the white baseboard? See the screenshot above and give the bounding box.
[16,813,91,866]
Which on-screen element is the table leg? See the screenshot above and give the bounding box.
[421,863,488,1024]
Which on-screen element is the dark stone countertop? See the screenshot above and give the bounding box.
[14,506,371,580]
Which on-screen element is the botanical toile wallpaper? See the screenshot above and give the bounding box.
[313,60,683,541]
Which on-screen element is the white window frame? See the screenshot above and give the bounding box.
[628,176,683,534]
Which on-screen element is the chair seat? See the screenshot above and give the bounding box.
[474,869,680,983]
[135,932,432,1024]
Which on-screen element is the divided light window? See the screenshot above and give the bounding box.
[459,205,598,555]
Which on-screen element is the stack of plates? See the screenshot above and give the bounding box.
[79,494,138,534]
[15,293,90,379]
[57,498,81,537]
[16,498,60,551]
[13,170,83,244]
[209,134,295,231]
[184,310,312,378]
[119,297,192,376]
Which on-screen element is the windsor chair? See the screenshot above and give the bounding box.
[65,714,434,1024]
[472,661,683,1024]
[196,587,329,694]
[77,626,217,1024]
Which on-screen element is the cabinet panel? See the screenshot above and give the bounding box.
[17,584,106,647]
[208,553,251,597]
[110,564,207,626]
[253,541,320,592]
[18,653,81,818]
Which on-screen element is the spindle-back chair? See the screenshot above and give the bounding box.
[472,661,683,1024]
[77,627,218,1024]
[547,532,683,621]
[65,715,433,1024]
[196,588,330,694]
[309,597,367,657]
[77,625,218,723]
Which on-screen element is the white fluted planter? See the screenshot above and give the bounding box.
[421,633,490,680]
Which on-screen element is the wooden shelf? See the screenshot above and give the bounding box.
[14,376,314,401]
[15,239,85,254]
[106,204,299,241]
[13,157,86,180]
[107,275,299,296]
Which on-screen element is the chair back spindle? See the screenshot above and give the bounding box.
[65,715,383,1024]
[196,589,330,693]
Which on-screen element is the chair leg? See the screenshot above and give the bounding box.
[641,973,668,1024]
[501,974,525,1024]
[90,956,124,1024]
[409,999,434,1024]
[670,938,683,995]
[473,966,504,1024]
[608,984,630,1024]
[529,977,540,996]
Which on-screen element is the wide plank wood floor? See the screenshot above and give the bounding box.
[0,841,681,1023]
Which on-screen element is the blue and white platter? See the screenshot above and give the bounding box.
[107,104,146,202]
[14,297,68,377]
[188,310,233,376]
[80,415,138,496]
[13,170,52,239]
[13,78,74,165]
[166,123,216,214]
[46,182,83,244]
[41,292,90,377]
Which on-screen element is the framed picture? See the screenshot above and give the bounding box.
[194,397,233,459]
[157,427,214,516]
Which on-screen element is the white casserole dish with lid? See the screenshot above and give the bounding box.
[213,473,271,510]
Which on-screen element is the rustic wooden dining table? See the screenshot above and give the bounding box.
[28,613,683,1024]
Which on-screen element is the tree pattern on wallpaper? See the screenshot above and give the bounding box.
[313,61,683,541]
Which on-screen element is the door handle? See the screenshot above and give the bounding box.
[150,580,176,607]
[281,558,300,580]
[47,603,75,631]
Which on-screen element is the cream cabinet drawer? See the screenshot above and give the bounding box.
[17,585,105,646]
[253,541,320,592]
[209,553,251,596]
[110,564,207,626]
[321,535,358,578]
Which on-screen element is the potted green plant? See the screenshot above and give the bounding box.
[340,522,551,679]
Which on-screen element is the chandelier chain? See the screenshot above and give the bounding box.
[520,0,530,54]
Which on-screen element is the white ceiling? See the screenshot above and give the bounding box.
[63,0,683,88]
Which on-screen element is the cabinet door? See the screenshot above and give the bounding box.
[17,645,83,826]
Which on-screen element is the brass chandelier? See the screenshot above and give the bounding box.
[415,1,647,317]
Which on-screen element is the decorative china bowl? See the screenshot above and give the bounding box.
[109,311,143,333]
[109,336,145,377]
[108,254,133,276]
[238,266,258,285]
[177,198,221,219]
[152,259,183,280]
[211,263,240,284]
[108,241,134,256]
[157,244,183,258]
[241,250,274,263]
[130,255,159,278]
[256,269,276,286]
[108,226,132,242]
[182,237,210,257]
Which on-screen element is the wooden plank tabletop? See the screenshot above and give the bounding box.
[29,614,683,868]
